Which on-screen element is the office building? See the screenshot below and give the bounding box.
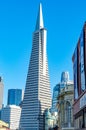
[72,22,86,130]
[52,84,60,113]
[1,105,21,130]
[20,3,51,130]
[49,84,60,129]
[7,89,23,106]
[0,77,4,109]
[52,71,70,113]
[61,72,69,83]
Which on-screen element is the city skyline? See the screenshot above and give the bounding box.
[0,0,86,106]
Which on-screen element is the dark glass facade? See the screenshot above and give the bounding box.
[0,77,4,109]
[72,22,86,130]
[73,22,86,100]
[7,89,22,106]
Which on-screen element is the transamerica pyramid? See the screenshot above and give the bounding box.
[20,3,51,130]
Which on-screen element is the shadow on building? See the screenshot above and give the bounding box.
[49,125,59,130]
[38,100,45,130]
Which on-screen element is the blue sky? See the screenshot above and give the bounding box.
[0,0,86,105]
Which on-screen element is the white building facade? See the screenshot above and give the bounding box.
[20,3,51,130]
[1,105,21,130]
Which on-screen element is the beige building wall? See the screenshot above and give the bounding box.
[57,81,74,130]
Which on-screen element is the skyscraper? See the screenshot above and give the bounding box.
[61,71,69,83]
[0,77,4,109]
[7,89,23,106]
[20,3,51,130]
[52,84,60,113]
[1,105,21,130]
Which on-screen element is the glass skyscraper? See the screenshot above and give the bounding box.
[0,77,4,109]
[7,89,22,106]
[20,3,51,130]
[52,84,60,112]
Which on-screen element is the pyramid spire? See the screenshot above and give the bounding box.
[20,3,51,129]
[35,3,44,30]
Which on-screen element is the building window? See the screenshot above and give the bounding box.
[66,101,71,127]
